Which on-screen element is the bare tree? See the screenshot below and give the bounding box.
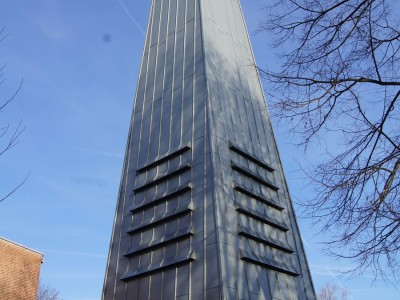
[36,281,61,300]
[317,284,350,300]
[259,0,400,281]
[0,26,28,204]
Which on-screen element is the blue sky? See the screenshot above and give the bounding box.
[0,1,398,299]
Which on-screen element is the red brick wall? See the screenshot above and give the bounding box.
[0,238,43,300]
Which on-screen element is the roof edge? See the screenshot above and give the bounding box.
[0,236,44,257]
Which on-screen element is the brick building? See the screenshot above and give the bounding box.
[0,237,43,300]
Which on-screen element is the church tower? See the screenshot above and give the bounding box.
[103,0,316,299]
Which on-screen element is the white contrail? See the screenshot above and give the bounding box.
[41,248,107,258]
[117,0,146,36]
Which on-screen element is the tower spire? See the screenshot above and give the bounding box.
[103,1,316,299]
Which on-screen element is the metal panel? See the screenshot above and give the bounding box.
[159,0,169,44]
[176,0,186,33]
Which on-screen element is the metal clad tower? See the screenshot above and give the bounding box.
[103,0,316,299]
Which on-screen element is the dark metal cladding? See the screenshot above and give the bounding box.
[102,0,316,299]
